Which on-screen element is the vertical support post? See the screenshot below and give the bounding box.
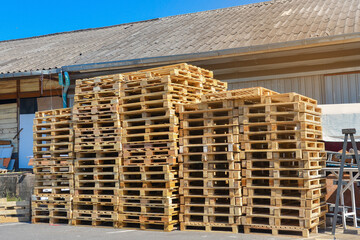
[350,176,357,228]
[349,133,359,228]
[40,74,43,96]
[350,133,360,177]
[340,184,346,230]
[15,78,20,171]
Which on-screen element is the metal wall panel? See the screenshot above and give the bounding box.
[227,75,325,104]
[324,73,360,104]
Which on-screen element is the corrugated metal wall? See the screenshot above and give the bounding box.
[324,72,360,104]
[227,75,325,104]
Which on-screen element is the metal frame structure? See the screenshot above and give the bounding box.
[331,129,360,236]
[325,167,359,230]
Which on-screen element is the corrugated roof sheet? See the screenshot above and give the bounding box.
[0,0,360,74]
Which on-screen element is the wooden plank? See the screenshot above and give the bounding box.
[20,78,39,92]
[43,79,62,91]
[0,80,16,94]
[0,103,17,151]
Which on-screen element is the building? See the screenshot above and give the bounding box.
[0,0,359,168]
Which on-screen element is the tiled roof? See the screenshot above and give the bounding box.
[1,0,359,74]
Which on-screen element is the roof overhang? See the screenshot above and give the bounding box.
[63,32,360,73]
[1,32,360,79]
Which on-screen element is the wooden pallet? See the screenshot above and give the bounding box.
[73,202,119,211]
[33,165,74,174]
[75,151,121,159]
[73,119,121,130]
[34,179,74,189]
[242,213,325,229]
[75,180,120,189]
[35,108,72,119]
[32,195,72,202]
[0,199,30,223]
[120,196,179,205]
[180,204,242,216]
[244,204,327,219]
[119,188,179,198]
[244,187,327,200]
[119,221,177,232]
[244,168,324,179]
[32,201,72,210]
[120,165,178,181]
[73,195,119,204]
[75,75,122,94]
[72,210,118,220]
[119,204,179,215]
[201,87,278,102]
[243,225,319,238]
[34,187,74,196]
[261,92,318,105]
[244,177,326,189]
[74,188,119,196]
[74,90,120,103]
[120,80,202,97]
[180,222,238,233]
[72,218,119,228]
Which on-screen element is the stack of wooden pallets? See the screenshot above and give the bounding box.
[240,92,327,237]
[178,99,242,233]
[31,63,327,237]
[178,88,327,237]
[118,64,223,231]
[32,108,74,225]
[72,75,122,228]
[0,198,30,223]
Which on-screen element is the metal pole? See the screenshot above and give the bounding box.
[350,133,360,174]
[332,132,349,235]
[350,133,359,228]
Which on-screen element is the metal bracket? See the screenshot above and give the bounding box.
[342,128,356,134]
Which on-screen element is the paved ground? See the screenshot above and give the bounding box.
[0,222,358,240]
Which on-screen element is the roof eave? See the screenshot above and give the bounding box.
[0,68,60,79]
[1,32,360,79]
[62,32,360,73]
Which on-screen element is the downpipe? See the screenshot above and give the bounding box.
[58,71,71,108]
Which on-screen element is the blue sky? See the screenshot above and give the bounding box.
[0,0,264,41]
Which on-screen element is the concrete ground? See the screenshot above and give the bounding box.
[0,223,358,240]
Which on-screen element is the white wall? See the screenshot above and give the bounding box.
[19,114,34,169]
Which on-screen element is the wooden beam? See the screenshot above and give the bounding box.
[39,77,42,96]
[223,66,360,83]
[203,48,360,71]
[217,59,360,80]
[214,54,360,75]
[325,71,360,76]
[0,90,62,100]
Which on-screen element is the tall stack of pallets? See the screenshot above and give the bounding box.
[241,92,327,237]
[179,87,327,237]
[118,64,225,231]
[32,108,74,225]
[179,99,242,233]
[72,75,122,227]
[178,88,276,233]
